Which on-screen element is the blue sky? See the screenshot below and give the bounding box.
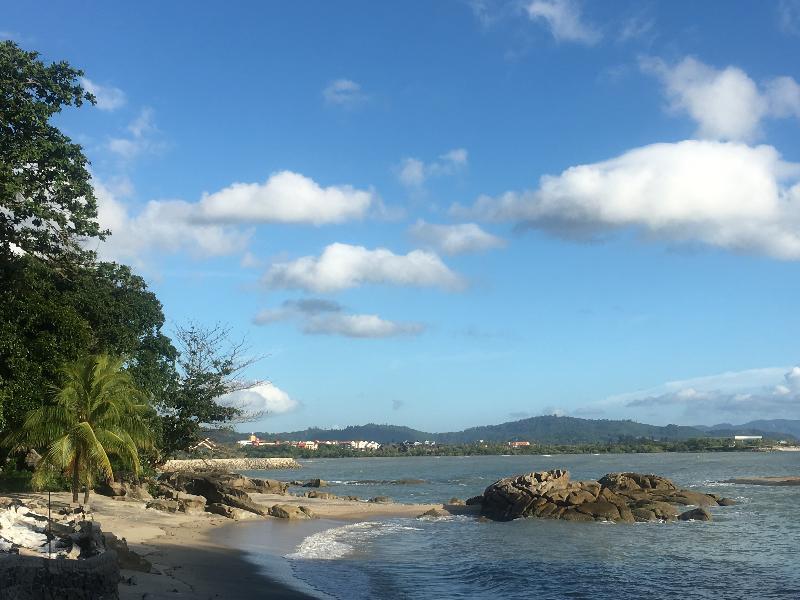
[5,1,800,432]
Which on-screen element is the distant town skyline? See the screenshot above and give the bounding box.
[4,1,800,431]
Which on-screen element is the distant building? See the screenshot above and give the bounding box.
[508,441,531,448]
[734,435,763,441]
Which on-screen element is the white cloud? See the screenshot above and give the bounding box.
[80,77,126,111]
[409,220,506,255]
[197,171,375,225]
[396,148,468,188]
[304,313,423,338]
[454,139,800,260]
[527,0,601,45]
[216,383,298,415]
[253,299,424,338]
[323,79,367,107]
[91,180,250,265]
[581,366,799,424]
[108,108,163,159]
[263,242,464,292]
[642,56,800,141]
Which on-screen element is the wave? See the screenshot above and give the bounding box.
[287,520,423,561]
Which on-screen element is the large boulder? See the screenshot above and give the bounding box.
[269,504,315,519]
[479,469,728,524]
[679,507,713,521]
[158,471,270,517]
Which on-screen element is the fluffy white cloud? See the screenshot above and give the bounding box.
[91,180,250,264]
[323,79,367,107]
[80,77,126,111]
[396,148,468,188]
[643,56,800,141]
[409,220,506,255]
[527,0,601,45]
[253,299,424,338]
[455,139,800,260]
[263,243,464,292]
[197,171,374,225]
[216,383,298,415]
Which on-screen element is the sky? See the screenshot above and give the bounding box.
[4,1,800,432]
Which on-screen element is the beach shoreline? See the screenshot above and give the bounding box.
[15,488,449,599]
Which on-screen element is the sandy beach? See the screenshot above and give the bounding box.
[15,489,452,599]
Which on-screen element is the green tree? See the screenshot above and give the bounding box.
[0,256,177,433]
[157,323,263,457]
[1,40,105,263]
[7,354,154,503]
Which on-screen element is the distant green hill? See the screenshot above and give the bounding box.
[205,416,799,446]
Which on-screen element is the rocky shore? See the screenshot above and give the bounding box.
[473,470,736,523]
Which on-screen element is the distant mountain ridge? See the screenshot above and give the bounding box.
[212,416,800,445]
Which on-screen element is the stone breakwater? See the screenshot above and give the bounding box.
[475,469,736,523]
[160,457,300,472]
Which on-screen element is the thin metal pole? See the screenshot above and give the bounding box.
[48,490,51,557]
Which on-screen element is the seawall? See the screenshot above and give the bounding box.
[160,457,301,472]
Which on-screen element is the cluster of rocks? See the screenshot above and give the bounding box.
[475,470,736,523]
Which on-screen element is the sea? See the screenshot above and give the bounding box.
[239,452,800,600]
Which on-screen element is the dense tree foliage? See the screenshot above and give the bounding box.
[0,40,104,263]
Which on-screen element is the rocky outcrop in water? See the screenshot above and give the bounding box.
[478,470,735,523]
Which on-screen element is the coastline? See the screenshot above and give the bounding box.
[18,489,448,599]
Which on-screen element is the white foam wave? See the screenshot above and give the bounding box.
[287,521,423,561]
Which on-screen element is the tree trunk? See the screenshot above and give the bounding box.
[83,485,90,505]
[71,454,80,504]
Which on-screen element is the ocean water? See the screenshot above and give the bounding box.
[243,453,800,600]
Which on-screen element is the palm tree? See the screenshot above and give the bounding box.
[8,354,154,504]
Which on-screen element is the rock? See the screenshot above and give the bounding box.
[206,503,249,519]
[103,532,152,572]
[68,521,105,558]
[306,491,336,500]
[158,471,270,516]
[96,480,127,497]
[478,469,728,525]
[344,495,361,502]
[465,495,484,506]
[123,482,153,501]
[176,493,207,513]
[717,497,736,506]
[146,499,179,513]
[447,497,465,506]
[418,507,450,518]
[631,508,658,522]
[679,507,713,521]
[303,479,327,488]
[368,496,391,503]
[575,501,621,521]
[269,504,314,519]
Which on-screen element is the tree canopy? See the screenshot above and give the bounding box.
[0,40,104,263]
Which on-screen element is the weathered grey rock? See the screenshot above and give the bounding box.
[96,481,127,498]
[157,471,270,516]
[303,479,327,488]
[447,497,465,506]
[269,504,315,519]
[306,491,336,500]
[368,496,391,503]
[418,507,451,518]
[479,469,728,524]
[205,503,249,520]
[465,495,484,506]
[679,507,713,521]
[717,497,736,506]
[176,493,207,513]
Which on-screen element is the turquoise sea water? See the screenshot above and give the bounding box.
[243,453,800,599]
